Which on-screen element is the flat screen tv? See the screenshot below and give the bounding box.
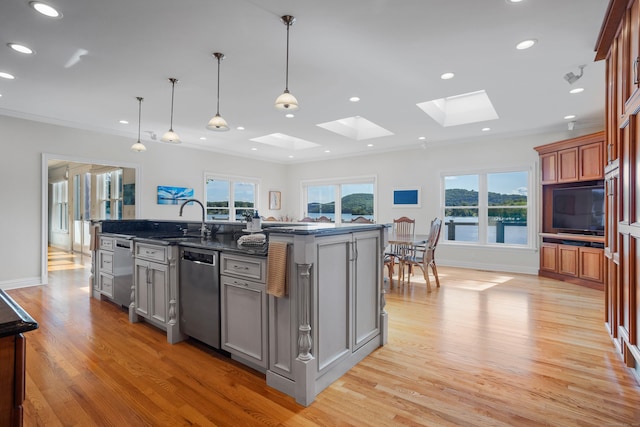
[552,185,605,235]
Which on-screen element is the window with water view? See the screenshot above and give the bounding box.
[205,177,257,220]
[443,171,529,246]
[304,179,375,224]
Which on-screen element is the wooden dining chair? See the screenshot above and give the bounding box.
[351,216,373,223]
[384,216,415,287]
[401,217,442,291]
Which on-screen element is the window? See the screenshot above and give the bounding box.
[96,169,123,219]
[52,180,68,232]
[205,175,258,221]
[302,177,375,224]
[443,170,530,246]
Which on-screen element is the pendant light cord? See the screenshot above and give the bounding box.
[137,97,142,141]
[216,57,221,115]
[285,20,290,91]
[169,79,175,130]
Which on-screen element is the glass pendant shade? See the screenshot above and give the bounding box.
[131,140,147,152]
[207,113,229,131]
[161,129,181,143]
[275,89,299,110]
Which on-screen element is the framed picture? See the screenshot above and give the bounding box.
[269,191,281,210]
[392,188,421,208]
[157,186,194,205]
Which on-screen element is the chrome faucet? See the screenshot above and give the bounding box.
[179,198,208,238]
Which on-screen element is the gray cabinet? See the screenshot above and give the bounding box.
[97,236,115,299]
[220,253,268,369]
[131,241,182,344]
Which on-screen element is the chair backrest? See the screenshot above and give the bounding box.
[351,216,373,223]
[426,217,442,249]
[300,217,314,222]
[317,216,332,223]
[393,216,415,237]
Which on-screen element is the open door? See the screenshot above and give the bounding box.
[71,167,92,258]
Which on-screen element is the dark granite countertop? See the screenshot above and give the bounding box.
[0,289,38,338]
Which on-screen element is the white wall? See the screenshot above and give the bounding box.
[0,115,287,288]
[0,114,602,288]
[285,128,602,275]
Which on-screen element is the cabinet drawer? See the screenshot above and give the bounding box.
[220,253,266,282]
[99,236,114,251]
[135,243,168,263]
[99,273,114,298]
[99,251,114,274]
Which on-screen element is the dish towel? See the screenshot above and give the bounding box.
[267,241,288,297]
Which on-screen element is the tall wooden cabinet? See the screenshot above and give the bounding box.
[534,132,606,290]
[595,0,640,381]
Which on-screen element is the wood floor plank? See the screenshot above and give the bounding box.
[6,248,640,426]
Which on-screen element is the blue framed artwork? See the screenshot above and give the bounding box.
[123,183,135,205]
[157,186,194,205]
[393,188,421,207]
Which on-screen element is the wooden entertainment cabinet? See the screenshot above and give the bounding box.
[534,132,605,290]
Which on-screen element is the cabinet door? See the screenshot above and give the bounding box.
[558,245,579,277]
[540,243,558,273]
[540,152,558,184]
[353,232,380,350]
[134,260,149,318]
[221,276,267,368]
[99,273,114,299]
[149,263,168,324]
[578,247,604,283]
[579,142,604,181]
[558,147,579,183]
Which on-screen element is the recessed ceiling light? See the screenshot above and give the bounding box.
[0,72,15,80]
[349,96,360,102]
[482,127,491,131]
[200,137,207,140]
[564,115,576,120]
[285,113,295,118]
[8,43,34,54]
[236,126,245,130]
[418,136,426,140]
[516,39,537,50]
[119,120,128,124]
[440,72,455,80]
[288,155,294,158]
[324,150,331,153]
[251,147,258,151]
[367,144,374,147]
[29,2,61,18]
[569,87,584,94]
[0,93,3,98]
[507,0,524,3]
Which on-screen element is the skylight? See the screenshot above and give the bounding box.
[316,116,393,140]
[416,90,499,127]
[250,133,319,150]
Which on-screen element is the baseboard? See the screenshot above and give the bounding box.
[438,259,538,276]
[0,277,43,290]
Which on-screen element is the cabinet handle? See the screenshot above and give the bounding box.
[635,57,639,85]
[232,280,249,287]
[233,265,249,271]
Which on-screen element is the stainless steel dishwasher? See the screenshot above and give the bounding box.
[179,247,220,349]
[113,238,134,307]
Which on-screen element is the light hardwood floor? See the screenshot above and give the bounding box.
[6,248,640,426]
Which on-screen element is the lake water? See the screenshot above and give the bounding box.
[444,217,528,245]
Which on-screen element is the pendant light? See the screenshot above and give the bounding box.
[130,97,147,152]
[207,52,229,131]
[274,15,299,110]
[161,78,181,143]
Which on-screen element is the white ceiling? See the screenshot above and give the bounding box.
[0,0,609,164]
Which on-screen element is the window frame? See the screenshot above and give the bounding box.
[52,180,68,232]
[440,166,535,249]
[300,175,377,225]
[96,169,123,220]
[204,173,260,221]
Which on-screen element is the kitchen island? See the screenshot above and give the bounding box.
[0,290,38,426]
[92,220,388,406]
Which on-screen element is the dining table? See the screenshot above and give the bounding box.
[385,233,430,286]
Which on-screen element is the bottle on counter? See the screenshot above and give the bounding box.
[252,211,262,231]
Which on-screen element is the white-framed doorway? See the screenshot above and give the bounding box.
[41,153,142,285]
